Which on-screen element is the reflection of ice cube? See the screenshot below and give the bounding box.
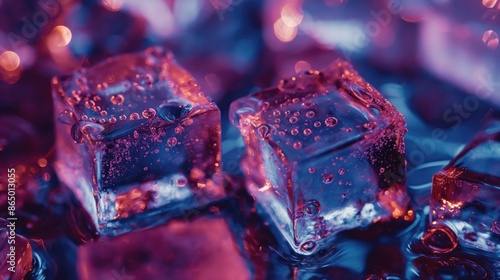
[230,60,412,258]
[78,216,251,280]
[431,119,500,254]
[52,47,224,236]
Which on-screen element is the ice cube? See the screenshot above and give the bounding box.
[52,47,224,236]
[230,60,413,259]
[430,118,500,254]
[78,216,251,280]
[0,219,33,279]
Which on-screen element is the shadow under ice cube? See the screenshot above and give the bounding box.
[431,119,500,255]
[230,60,412,259]
[52,47,224,236]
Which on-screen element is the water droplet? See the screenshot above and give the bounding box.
[303,128,312,136]
[306,111,315,118]
[422,225,458,254]
[133,131,139,139]
[130,113,140,120]
[300,241,317,252]
[304,199,320,216]
[293,142,302,149]
[257,124,272,140]
[348,84,374,102]
[109,117,116,123]
[100,110,108,116]
[119,115,127,121]
[379,167,385,173]
[291,128,299,135]
[314,121,321,127]
[338,168,345,175]
[110,94,125,105]
[325,117,338,127]
[273,110,281,116]
[158,102,191,122]
[85,100,95,109]
[175,126,185,134]
[289,116,298,124]
[142,108,157,119]
[78,122,105,141]
[308,167,315,173]
[177,178,187,186]
[322,174,334,184]
[167,137,178,146]
[58,111,74,124]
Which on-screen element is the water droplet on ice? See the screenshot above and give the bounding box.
[325,117,338,127]
[167,137,178,146]
[142,108,157,119]
[306,111,315,118]
[110,94,124,105]
[293,142,302,149]
[130,113,140,120]
[322,174,334,184]
[300,241,317,252]
[304,199,320,216]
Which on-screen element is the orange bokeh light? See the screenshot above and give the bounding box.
[0,51,20,72]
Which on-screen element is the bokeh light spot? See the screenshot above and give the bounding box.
[274,18,298,43]
[483,0,498,8]
[0,51,20,71]
[281,3,303,27]
[295,60,311,73]
[482,30,499,49]
[49,25,72,48]
[102,0,123,11]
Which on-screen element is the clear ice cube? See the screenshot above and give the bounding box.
[230,60,412,258]
[430,118,500,255]
[77,216,251,280]
[52,47,224,236]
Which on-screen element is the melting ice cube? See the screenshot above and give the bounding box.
[230,60,412,259]
[52,47,224,236]
[430,118,500,255]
